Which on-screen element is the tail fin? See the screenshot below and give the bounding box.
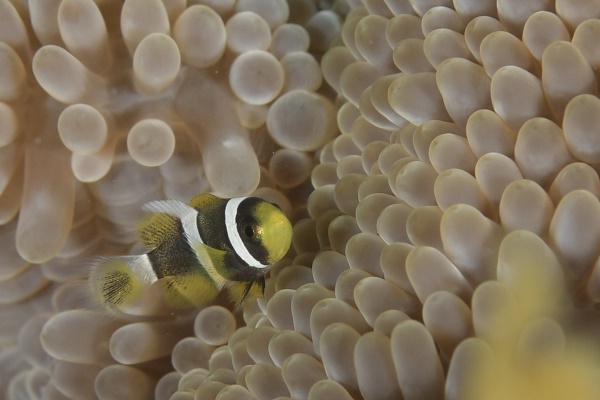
[88,255,157,312]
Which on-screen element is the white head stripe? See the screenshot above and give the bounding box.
[225,197,269,269]
[142,200,203,246]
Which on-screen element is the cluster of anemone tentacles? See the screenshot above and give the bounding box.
[2,0,600,399]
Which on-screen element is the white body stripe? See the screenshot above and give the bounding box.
[129,254,158,284]
[142,199,223,282]
[143,199,204,247]
[225,197,269,269]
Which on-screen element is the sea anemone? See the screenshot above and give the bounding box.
[3,0,600,399]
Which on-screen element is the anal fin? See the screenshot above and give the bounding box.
[160,272,220,309]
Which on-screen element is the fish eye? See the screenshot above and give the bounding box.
[239,219,262,243]
[244,225,255,238]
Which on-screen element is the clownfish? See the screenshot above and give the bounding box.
[89,193,293,312]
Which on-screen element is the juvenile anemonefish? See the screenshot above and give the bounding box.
[89,193,293,312]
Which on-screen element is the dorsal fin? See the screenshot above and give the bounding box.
[136,212,178,249]
[137,200,198,249]
[142,199,196,219]
[189,193,222,211]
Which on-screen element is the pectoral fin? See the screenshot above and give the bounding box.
[228,276,266,308]
[190,241,230,287]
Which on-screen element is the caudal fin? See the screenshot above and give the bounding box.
[89,255,157,312]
